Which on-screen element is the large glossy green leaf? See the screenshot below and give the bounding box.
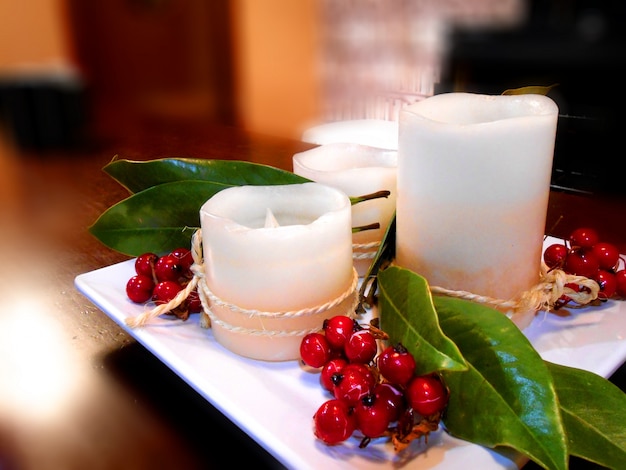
[104,157,310,193]
[547,361,626,469]
[434,295,568,470]
[377,266,467,375]
[89,180,231,256]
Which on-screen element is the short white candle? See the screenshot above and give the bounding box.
[199,183,356,361]
[396,92,559,302]
[293,143,397,276]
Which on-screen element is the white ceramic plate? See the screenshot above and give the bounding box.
[74,236,626,470]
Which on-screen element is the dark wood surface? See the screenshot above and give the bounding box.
[1,117,625,469]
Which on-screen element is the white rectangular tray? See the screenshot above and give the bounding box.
[74,237,626,469]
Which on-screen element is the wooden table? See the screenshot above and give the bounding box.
[1,118,624,469]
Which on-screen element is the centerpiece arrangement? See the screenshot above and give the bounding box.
[86,92,626,469]
[88,154,625,470]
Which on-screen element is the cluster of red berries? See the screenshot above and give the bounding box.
[300,315,449,451]
[543,227,626,303]
[125,248,201,319]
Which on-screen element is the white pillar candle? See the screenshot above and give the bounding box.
[199,182,356,361]
[396,92,559,302]
[293,143,397,276]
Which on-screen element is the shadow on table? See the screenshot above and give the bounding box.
[102,342,285,470]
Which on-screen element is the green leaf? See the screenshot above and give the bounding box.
[89,180,231,256]
[434,295,568,470]
[104,157,310,193]
[547,361,626,469]
[377,266,467,375]
[501,84,559,96]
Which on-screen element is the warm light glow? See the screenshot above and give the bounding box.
[0,0,72,68]
[0,295,86,422]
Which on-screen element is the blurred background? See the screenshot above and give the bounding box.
[0,0,624,194]
[0,4,624,469]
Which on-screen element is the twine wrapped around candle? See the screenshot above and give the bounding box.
[430,265,600,329]
[352,240,381,261]
[125,230,359,334]
[126,231,600,334]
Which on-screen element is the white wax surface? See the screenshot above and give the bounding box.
[199,183,356,361]
[396,93,559,301]
[293,143,398,275]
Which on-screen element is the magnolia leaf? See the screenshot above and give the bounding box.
[547,361,626,468]
[434,295,568,470]
[94,157,391,256]
[104,157,310,193]
[377,266,467,374]
[501,84,559,96]
[89,180,231,256]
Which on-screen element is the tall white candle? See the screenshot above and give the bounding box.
[396,92,559,302]
[199,183,356,361]
[293,143,397,276]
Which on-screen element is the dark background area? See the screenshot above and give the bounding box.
[436,0,626,197]
[0,0,235,153]
[2,1,624,200]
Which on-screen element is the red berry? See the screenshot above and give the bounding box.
[328,347,347,361]
[342,363,376,389]
[344,330,378,364]
[186,289,202,313]
[313,399,356,445]
[323,315,357,351]
[152,280,182,305]
[171,247,193,273]
[332,366,374,406]
[406,374,449,417]
[373,382,405,422]
[126,274,155,303]
[154,254,184,282]
[594,270,617,299]
[135,253,158,277]
[591,242,620,271]
[564,249,600,278]
[377,343,416,386]
[354,393,393,439]
[616,270,626,298]
[543,243,568,269]
[320,358,347,392]
[300,332,331,368]
[569,227,599,249]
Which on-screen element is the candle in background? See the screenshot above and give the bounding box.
[293,143,397,276]
[200,183,356,361]
[396,92,559,302]
[301,119,399,150]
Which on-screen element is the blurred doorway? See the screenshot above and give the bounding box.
[65,0,235,139]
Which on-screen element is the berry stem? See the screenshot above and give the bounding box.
[352,223,380,234]
[349,190,391,206]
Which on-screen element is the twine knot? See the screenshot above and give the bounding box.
[125,230,206,328]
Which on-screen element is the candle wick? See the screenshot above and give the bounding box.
[264,207,280,228]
